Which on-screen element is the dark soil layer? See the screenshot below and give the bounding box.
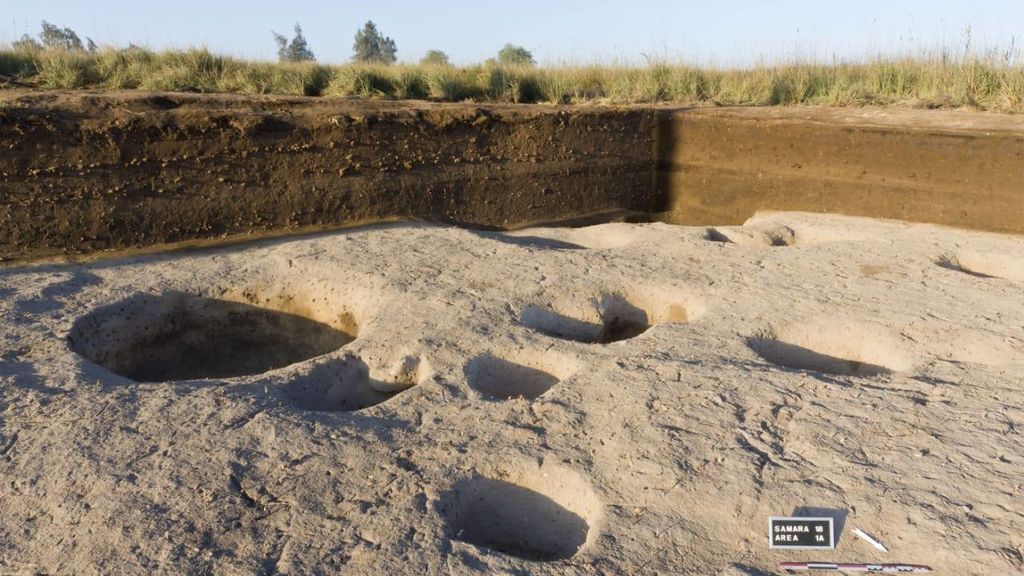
[1,91,1021,262]
[0,91,662,261]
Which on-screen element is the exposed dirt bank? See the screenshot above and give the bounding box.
[0,91,661,261]
[663,106,1024,233]
[1,91,1021,263]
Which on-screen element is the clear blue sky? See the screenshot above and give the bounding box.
[3,1,1021,66]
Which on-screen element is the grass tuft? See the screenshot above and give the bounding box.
[0,50,38,79]
[325,65,396,98]
[424,65,484,101]
[0,44,1020,112]
[34,49,99,88]
[137,48,226,92]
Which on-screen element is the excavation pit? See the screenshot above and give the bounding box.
[282,354,425,412]
[464,355,562,400]
[68,292,356,382]
[520,292,693,344]
[441,466,601,562]
[938,251,1024,282]
[704,225,796,246]
[748,321,912,377]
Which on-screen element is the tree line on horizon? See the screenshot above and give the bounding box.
[12,21,98,53]
[273,20,536,67]
[11,19,537,67]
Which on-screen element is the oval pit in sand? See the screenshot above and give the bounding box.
[748,320,913,377]
[68,291,357,382]
[463,350,578,400]
[441,462,602,561]
[937,251,1024,282]
[704,225,796,246]
[520,289,699,344]
[280,352,427,412]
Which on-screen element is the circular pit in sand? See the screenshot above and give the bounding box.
[68,292,357,382]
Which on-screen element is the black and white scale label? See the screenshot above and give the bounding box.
[768,517,835,549]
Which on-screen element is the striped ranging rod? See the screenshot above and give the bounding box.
[779,562,932,573]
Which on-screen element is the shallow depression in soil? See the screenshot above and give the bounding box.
[463,353,571,400]
[441,465,602,562]
[938,251,1024,282]
[520,291,695,344]
[704,225,796,246]
[464,352,561,397]
[68,292,357,382]
[282,353,426,412]
[748,320,912,377]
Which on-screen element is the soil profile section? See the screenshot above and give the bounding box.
[2,93,1022,261]
[659,107,1024,234]
[0,91,662,261]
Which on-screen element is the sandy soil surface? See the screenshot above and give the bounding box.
[1,212,1022,575]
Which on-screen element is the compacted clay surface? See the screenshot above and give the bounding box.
[1,212,1022,574]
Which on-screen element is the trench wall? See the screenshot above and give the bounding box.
[659,107,1024,234]
[0,92,662,261]
[1,91,1021,262]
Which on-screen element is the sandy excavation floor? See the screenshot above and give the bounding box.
[1,211,1022,575]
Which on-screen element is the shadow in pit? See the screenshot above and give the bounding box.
[277,355,416,413]
[67,292,355,384]
[470,231,586,251]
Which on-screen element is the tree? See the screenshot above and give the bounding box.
[39,20,85,51]
[12,21,87,51]
[419,50,450,66]
[497,43,535,66]
[352,21,397,64]
[11,34,42,52]
[273,23,316,62]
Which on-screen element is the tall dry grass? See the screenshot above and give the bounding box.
[1,45,1021,112]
